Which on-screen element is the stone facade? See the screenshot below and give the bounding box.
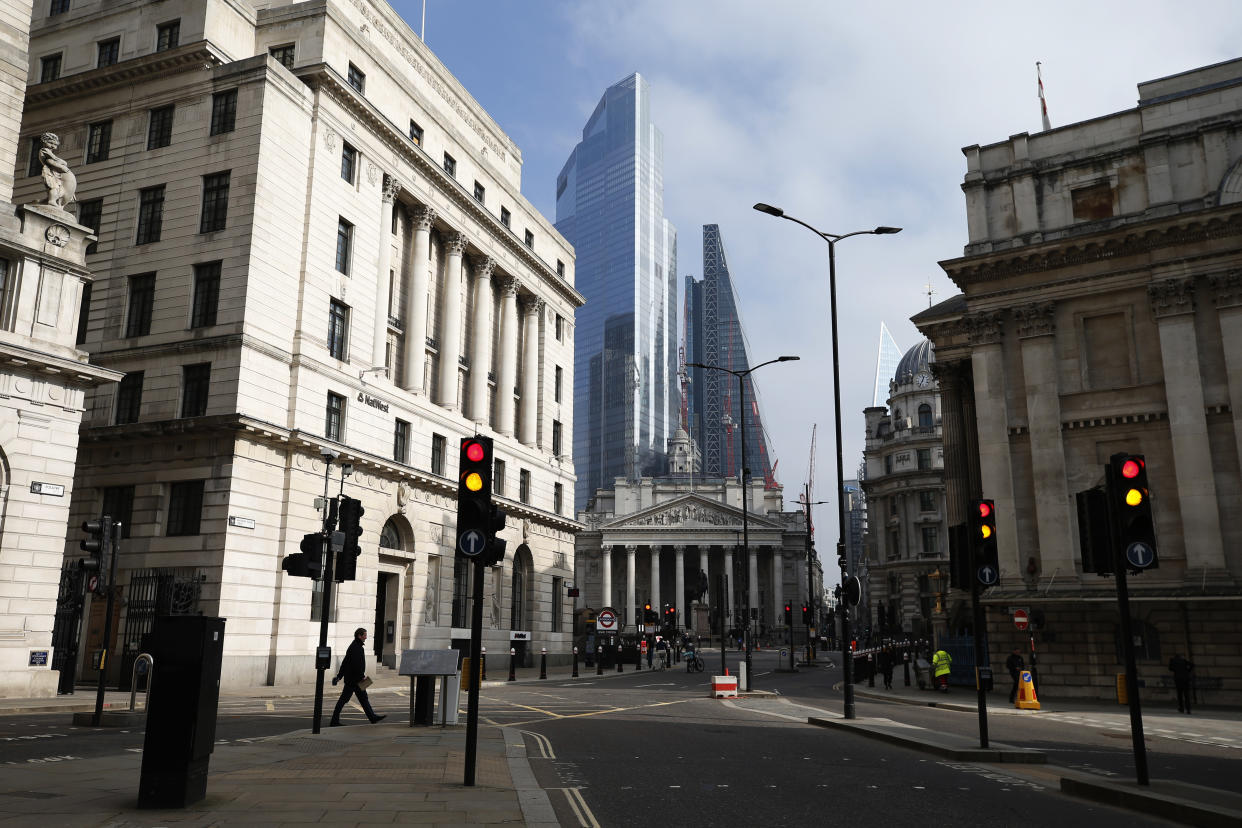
[14,0,582,689]
[914,58,1242,705]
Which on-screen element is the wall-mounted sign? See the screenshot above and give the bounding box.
[509,631,530,641]
[357,392,390,413]
[29,650,49,667]
[228,516,256,529]
[30,481,65,497]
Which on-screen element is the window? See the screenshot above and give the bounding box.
[147,104,174,149]
[919,490,935,512]
[335,218,352,274]
[921,526,938,558]
[199,171,230,233]
[473,181,485,203]
[493,459,505,496]
[918,403,933,428]
[269,44,294,68]
[101,485,135,538]
[346,62,365,93]
[85,121,111,163]
[166,480,204,536]
[519,469,530,504]
[524,229,534,248]
[1072,181,1114,222]
[555,314,564,342]
[889,496,898,516]
[442,152,456,177]
[115,371,143,424]
[40,53,61,82]
[556,260,565,278]
[553,483,563,516]
[500,207,510,228]
[327,298,349,360]
[125,273,155,337]
[97,38,119,68]
[180,362,210,417]
[325,392,345,441]
[135,185,164,244]
[28,136,43,177]
[341,142,357,184]
[76,282,91,344]
[408,119,423,145]
[884,455,893,475]
[552,576,563,631]
[431,433,445,476]
[393,419,409,464]
[191,261,221,328]
[49,0,69,15]
[210,89,237,135]
[156,21,179,51]
[917,448,931,471]
[552,420,562,457]
[77,198,102,254]
[554,365,562,402]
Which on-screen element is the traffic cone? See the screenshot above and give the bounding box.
[1016,670,1041,710]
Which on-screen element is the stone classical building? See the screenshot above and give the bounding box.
[861,340,948,643]
[575,432,818,643]
[0,1,121,698]
[914,58,1242,704]
[15,0,582,688]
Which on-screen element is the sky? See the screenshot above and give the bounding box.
[391,0,1242,585]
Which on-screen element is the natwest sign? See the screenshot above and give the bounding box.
[357,392,389,413]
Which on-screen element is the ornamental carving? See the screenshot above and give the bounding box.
[500,275,520,296]
[525,296,545,316]
[412,205,437,232]
[1012,301,1056,338]
[366,162,378,186]
[1148,277,1195,318]
[382,175,402,203]
[323,127,337,152]
[45,224,70,247]
[476,257,496,280]
[447,233,467,257]
[965,312,1004,347]
[625,503,740,527]
[1208,270,1242,310]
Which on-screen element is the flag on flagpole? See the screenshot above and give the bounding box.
[1037,61,1052,131]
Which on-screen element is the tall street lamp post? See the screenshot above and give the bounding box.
[753,202,900,719]
[802,494,829,664]
[688,356,799,688]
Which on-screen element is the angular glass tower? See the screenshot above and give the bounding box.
[684,224,775,484]
[873,321,902,406]
[556,73,678,509]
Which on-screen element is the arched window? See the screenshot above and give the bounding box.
[510,544,534,631]
[379,518,401,549]
[918,404,933,428]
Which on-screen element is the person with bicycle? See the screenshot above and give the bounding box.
[654,636,670,669]
[684,640,705,673]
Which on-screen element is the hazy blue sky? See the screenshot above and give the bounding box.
[391,0,1242,580]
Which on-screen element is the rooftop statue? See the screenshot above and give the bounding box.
[38,132,77,210]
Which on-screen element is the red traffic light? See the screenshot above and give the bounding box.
[977,501,993,519]
[1121,458,1143,479]
[465,441,485,463]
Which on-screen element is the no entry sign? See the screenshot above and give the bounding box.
[1014,608,1030,631]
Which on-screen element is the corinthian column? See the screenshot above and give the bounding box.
[468,258,496,425]
[771,550,783,627]
[650,547,661,614]
[968,312,1019,580]
[626,545,637,632]
[496,277,520,437]
[435,233,467,409]
[722,547,733,623]
[520,296,543,447]
[674,545,685,627]
[373,176,401,369]
[402,205,436,393]
[601,548,612,609]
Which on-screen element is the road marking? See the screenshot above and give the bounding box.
[558,787,600,828]
[496,697,695,728]
[519,729,556,760]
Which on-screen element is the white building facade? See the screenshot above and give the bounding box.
[15,0,582,689]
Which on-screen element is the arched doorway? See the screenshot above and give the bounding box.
[510,544,534,666]
[373,517,410,667]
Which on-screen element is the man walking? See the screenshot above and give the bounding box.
[1006,647,1025,705]
[1168,653,1194,714]
[932,648,952,692]
[330,627,386,726]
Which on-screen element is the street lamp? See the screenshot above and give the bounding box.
[687,355,799,688]
[801,497,829,664]
[754,202,901,720]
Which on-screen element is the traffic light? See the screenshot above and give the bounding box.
[1076,486,1114,574]
[457,437,493,559]
[283,532,324,579]
[801,604,811,624]
[483,503,507,566]
[970,499,999,587]
[643,602,653,624]
[80,516,112,595]
[1108,453,1159,572]
[335,496,364,581]
[784,603,793,625]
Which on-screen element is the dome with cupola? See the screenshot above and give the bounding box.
[893,338,935,387]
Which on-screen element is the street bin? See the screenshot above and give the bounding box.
[1117,673,1127,704]
[915,657,931,690]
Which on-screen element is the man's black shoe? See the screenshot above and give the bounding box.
[329,720,342,727]
[370,714,386,723]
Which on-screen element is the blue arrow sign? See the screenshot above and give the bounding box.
[1126,541,1155,569]
[977,564,999,586]
[459,529,487,557]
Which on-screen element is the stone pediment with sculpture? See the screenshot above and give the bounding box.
[604,496,780,531]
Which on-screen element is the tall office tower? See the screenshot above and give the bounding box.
[556,74,678,509]
[873,321,902,406]
[684,224,775,484]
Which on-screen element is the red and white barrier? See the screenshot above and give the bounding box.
[712,675,738,699]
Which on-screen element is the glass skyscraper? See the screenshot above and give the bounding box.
[684,224,774,484]
[556,73,678,509]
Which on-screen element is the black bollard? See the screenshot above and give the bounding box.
[904,649,911,687]
[635,643,642,670]
[596,646,603,676]
[616,641,624,672]
[868,652,876,687]
[572,646,579,678]
[539,648,547,679]
[508,647,516,682]
[481,646,488,682]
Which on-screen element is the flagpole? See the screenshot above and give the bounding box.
[1037,61,1052,132]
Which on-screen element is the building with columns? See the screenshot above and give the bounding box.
[575,431,817,642]
[861,340,949,643]
[0,0,121,699]
[15,0,582,688]
[914,57,1242,704]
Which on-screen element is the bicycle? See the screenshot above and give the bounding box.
[685,651,705,673]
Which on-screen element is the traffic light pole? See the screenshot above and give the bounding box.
[970,580,990,749]
[92,519,120,727]
[311,533,335,735]
[1115,561,1150,785]
[464,556,485,785]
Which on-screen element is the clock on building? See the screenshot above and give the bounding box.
[915,370,932,388]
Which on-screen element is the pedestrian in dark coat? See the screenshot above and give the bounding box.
[1006,648,1025,704]
[878,647,895,690]
[1168,653,1194,714]
[330,627,385,726]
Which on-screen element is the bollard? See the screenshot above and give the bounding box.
[572,646,579,678]
[868,652,876,687]
[596,646,603,676]
[616,647,624,672]
[635,642,642,671]
[482,646,488,682]
[508,647,516,682]
[539,647,547,679]
[904,650,911,687]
